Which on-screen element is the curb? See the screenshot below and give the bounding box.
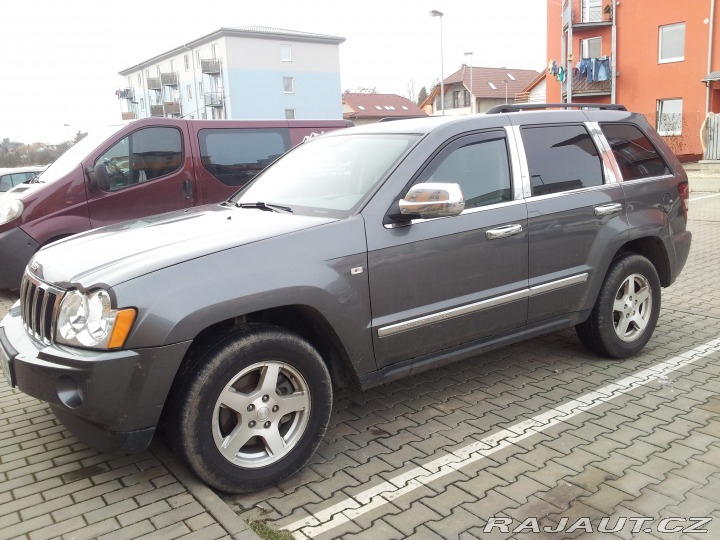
[150,441,261,540]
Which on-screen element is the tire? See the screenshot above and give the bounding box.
[576,254,661,359]
[170,324,332,493]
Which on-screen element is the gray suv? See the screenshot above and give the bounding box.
[0,104,691,493]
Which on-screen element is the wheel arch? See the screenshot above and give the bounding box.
[617,235,672,287]
[168,304,357,397]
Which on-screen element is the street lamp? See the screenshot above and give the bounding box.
[502,80,508,104]
[464,51,473,114]
[429,10,444,116]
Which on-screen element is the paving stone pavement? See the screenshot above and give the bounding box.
[1,183,719,540]
[0,311,259,538]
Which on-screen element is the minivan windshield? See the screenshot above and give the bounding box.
[233,133,418,217]
[36,124,128,184]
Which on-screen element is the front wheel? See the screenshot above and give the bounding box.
[170,324,332,493]
[576,254,661,358]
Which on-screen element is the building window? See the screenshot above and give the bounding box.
[170,59,175,73]
[140,98,145,112]
[281,44,292,62]
[285,109,296,119]
[212,44,217,59]
[198,82,203,98]
[137,73,142,87]
[581,36,602,58]
[656,98,683,136]
[283,77,294,93]
[187,84,193,100]
[452,91,460,108]
[659,23,685,63]
[146,69,150,80]
[581,0,602,23]
[184,54,189,70]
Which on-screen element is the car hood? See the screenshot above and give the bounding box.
[28,204,337,288]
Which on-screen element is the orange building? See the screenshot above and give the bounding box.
[546,0,720,160]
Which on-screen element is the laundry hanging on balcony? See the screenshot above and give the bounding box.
[576,56,610,83]
[547,59,565,82]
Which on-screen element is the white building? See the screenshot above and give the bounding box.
[118,26,345,121]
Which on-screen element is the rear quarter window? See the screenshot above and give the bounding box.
[199,128,291,187]
[599,123,671,180]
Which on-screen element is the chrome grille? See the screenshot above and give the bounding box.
[20,274,65,344]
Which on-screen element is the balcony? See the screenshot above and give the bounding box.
[563,1,612,29]
[161,72,178,86]
[164,102,181,115]
[148,77,161,90]
[117,88,134,100]
[563,77,612,97]
[121,112,137,120]
[201,58,222,74]
[150,105,165,117]
[204,92,223,107]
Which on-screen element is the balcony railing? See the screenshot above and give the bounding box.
[121,112,137,120]
[563,77,612,97]
[164,102,181,115]
[117,88,134,100]
[204,92,223,107]
[148,77,161,90]
[150,105,165,117]
[201,58,222,74]
[161,72,178,86]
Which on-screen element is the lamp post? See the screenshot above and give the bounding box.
[502,80,508,104]
[429,10,444,116]
[464,51,473,114]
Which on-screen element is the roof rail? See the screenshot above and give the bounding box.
[485,103,627,114]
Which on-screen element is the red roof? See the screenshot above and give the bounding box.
[343,93,427,119]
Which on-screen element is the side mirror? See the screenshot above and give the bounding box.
[92,162,111,191]
[399,182,465,219]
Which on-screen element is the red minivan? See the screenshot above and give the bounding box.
[0,117,350,289]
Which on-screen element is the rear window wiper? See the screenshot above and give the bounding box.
[237,201,293,213]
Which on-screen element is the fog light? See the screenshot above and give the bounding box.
[57,375,83,409]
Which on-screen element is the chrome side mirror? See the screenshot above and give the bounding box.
[399,182,465,218]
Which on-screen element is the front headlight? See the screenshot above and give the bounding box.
[0,200,23,226]
[56,289,136,349]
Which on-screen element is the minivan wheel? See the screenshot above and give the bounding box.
[576,254,661,359]
[171,324,332,493]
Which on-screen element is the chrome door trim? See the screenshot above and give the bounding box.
[486,224,523,240]
[594,203,623,216]
[528,272,588,295]
[377,272,589,338]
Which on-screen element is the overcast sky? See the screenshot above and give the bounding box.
[0,0,546,144]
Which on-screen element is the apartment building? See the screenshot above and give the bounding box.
[547,0,720,159]
[117,26,345,122]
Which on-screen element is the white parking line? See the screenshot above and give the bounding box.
[284,338,720,538]
[691,193,720,201]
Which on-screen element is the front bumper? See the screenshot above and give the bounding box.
[0,302,191,453]
[0,227,39,290]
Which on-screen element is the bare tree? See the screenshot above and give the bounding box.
[405,78,416,103]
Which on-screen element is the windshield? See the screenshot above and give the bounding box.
[233,133,419,217]
[37,124,129,184]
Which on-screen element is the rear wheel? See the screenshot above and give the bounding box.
[170,324,332,493]
[576,254,661,358]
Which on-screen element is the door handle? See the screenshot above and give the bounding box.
[182,179,193,200]
[486,224,523,240]
[594,203,622,216]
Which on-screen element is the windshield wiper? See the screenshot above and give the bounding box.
[237,201,293,213]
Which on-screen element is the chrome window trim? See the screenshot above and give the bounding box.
[378,272,588,338]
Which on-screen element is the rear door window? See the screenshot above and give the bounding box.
[521,124,604,196]
[199,128,291,187]
[599,123,671,180]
